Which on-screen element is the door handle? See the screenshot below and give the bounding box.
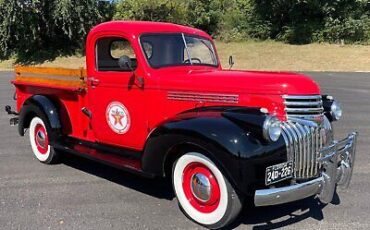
[89,77,100,87]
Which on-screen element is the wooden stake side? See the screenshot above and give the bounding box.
[14,66,87,90]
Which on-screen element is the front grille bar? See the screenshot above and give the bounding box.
[284,101,323,106]
[285,107,324,113]
[283,95,324,119]
[283,95,322,100]
[281,120,325,179]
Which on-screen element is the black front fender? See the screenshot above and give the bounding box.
[142,107,287,195]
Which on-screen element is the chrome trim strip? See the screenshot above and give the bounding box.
[284,101,323,106]
[167,91,239,104]
[309,127,315,176]
[283,95,322,100]
[293,123,304,177]
[303,126,312,176]
[315,127,320,176]
[281,125,293,162]
[281,131,290,157]
[285,107,324,113]
[296,123,307,177]
[287,114,324,120]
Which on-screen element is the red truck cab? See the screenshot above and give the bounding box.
[7,21,357,229]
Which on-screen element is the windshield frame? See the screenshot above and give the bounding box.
[139,33,219,69]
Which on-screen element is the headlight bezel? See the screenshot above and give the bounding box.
[330,100,342,121]
[262,116,282,142]
[323,95,343,122]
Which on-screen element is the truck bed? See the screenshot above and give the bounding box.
[13,66,87,91]
[13,66,90,141]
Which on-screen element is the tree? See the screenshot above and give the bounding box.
[113,0,187,24]
[0,0,109,60]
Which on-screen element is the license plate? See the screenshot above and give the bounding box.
[265,161,293,185]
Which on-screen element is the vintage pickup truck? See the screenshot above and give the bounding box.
[6,21,357,229]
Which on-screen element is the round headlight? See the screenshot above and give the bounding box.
[263,116,282,142]
[331,100,342,121]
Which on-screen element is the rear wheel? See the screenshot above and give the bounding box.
[29,116,60,164]
[172,152,242,229]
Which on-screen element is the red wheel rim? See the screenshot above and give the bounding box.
[34,124,49,154]
[182,162,220,213]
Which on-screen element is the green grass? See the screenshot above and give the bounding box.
[1,40,369,71]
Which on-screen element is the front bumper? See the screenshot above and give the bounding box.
[254,132,357,206]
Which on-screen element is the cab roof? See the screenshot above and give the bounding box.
[89,21,212,40]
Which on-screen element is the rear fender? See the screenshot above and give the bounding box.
[18,95,61,137]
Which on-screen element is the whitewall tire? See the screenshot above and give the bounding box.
[172,152,242,229]
[29,116,60,164]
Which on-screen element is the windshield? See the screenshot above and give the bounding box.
[140,33,218,68]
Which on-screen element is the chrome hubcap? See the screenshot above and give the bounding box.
[190,173,211,202]
[36,130,46,148]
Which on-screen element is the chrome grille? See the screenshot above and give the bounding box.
[283,95,324,120]
[281,119,327,179]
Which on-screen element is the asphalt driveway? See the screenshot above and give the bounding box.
[0,71,369,229]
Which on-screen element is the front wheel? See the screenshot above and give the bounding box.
[29,116,60,164]
[172,152,243,229]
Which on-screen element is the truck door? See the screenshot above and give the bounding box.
[87,35,147,150]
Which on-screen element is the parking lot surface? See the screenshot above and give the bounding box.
[0,71,369,229]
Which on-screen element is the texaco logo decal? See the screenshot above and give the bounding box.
[106,102,130,134]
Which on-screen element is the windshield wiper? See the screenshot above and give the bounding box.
[182,33,193,65]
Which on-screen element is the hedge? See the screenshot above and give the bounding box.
[0,0,369,60]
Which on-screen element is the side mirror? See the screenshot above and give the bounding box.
[118,55,133,71]
[228,55,234,70]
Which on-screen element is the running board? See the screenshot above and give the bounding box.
[53,138,153,177]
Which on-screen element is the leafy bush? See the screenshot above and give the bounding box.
[318,0,370,44]
[113,0,187,24]
[113,0,222,35]
[0,0,369,61]
[113,0,369,44]
[0,0,108,60]
[323,16,370,44]
[184,0,223,35]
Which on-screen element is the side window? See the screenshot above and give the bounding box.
[96,37,137,71]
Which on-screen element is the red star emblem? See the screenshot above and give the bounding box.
[111,109,124,126]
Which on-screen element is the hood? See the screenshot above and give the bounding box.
[185,69,321,95]
[153,67,321,120]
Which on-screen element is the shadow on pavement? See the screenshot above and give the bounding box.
[232,199,325,229]
[61,153,175,200]
[61,152,341,230]
[227,191,340,229]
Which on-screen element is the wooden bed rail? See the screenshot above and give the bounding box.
[14,66,87,90]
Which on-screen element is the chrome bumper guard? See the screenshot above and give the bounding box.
[254,132,357,206]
